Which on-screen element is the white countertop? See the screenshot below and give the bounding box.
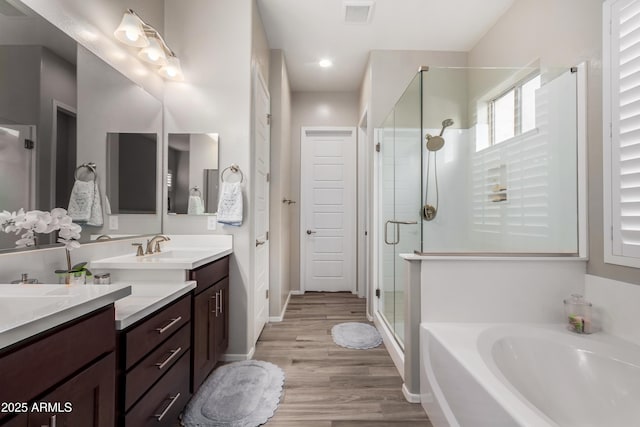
[0,283,131,351]
[114,281,196,330]
[90,247,232,270]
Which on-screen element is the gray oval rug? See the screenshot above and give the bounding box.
[182,360,284,427]
[331,322,383,349]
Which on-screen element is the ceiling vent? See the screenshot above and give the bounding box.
[0,0,32,17]
[343,1,375,24]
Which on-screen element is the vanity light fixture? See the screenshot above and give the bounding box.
[114,10,148,47]
[158,54,184,81]
[138,33,167,66]
[114,9,184,81]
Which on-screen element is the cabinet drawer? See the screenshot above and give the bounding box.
[125,323,190,410]
[125,351,191,427]
[125,296,190,369]
[189,256,229,294]
[0,306,114,406]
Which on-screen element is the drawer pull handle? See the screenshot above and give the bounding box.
[154,392,181,422]
[219,289,223,314]
[155,347,182,370]
[155,316,182,334]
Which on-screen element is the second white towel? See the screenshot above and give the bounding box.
[217,182,243,226]
[68,180,103,226]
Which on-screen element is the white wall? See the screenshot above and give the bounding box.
[163,0,270,357]
[268,49,292,317]
[421,259,586,323]
[289,91,359,291]
[467,0,639,285]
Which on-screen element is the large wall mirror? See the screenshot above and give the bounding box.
[0,3,162,252]
[167,133,219,215]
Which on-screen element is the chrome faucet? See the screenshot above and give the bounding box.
[146,235,171,254]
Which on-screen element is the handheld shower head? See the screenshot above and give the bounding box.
[425,118,454,151]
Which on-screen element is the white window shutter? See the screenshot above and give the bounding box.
[610,0,640,259]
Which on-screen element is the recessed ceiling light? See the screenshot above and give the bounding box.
[319,59,333,68]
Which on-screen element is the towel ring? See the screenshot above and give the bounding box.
[221,164,244,183]
[74,162,97,181]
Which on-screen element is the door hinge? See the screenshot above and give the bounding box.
[266,289,269,299]
[375,142,381,152]
[266,113,272,125]
[24,139,34,150]
[266,231,269,241]
[266,172,270,182]
[375,288,380,298]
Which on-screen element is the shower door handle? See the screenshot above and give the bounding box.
[385,220,417,245]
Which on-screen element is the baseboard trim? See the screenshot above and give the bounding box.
[222,346,255,362]
[290,290,304,295]
[269,291,293,322]
[402,383,421,404]
[373,311,404,381]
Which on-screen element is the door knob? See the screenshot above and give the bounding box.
[256,240,265,246]
[306,229,317,235]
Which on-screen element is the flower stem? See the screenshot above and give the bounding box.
[66,249,71,271]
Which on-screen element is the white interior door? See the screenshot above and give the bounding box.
[301,127,357,292]
[254,70,270,340]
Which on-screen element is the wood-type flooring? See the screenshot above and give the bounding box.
[254,292,432,427]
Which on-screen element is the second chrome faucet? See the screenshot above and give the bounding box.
[132,235,171,256]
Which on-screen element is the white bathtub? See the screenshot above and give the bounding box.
[420,323,640,427]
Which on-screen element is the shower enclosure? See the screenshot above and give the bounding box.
[376,65,582,347]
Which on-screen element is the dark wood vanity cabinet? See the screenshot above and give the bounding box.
[190,256,230,392]
[0,306,117,427]
[116,294,192,427]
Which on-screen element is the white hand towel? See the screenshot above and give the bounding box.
[67,179,103,226]
[188,195,204,215]
[217,182,243,226]
[67,180,94,223]
[87,180,103,227]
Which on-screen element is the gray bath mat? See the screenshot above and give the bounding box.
[182,360,284,427]
[331,322,383,349]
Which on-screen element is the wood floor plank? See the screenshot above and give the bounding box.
[255,292,432,426]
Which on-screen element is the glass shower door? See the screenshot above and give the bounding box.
[378,73,423,347]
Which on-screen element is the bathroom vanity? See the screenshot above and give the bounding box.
[0,284,131,427]
[0,236,232,427]
[90,236,232,426]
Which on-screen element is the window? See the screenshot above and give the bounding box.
[604,0,640,267]
[490,74,541,145]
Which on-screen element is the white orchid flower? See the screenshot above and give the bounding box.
[1,208,83,251]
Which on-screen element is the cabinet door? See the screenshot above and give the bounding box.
[192,286,217,392]
[29,353,115,427]
[2,414,27,427]
[213,278,229,359]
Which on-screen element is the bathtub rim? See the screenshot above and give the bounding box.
[421,322,640,427]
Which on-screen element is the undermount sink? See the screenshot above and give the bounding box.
[150,249,217,259]
[90,246,232,270]
[0,284,83,297]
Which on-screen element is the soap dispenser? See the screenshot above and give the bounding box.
[563,294,592,334]
[10,273,39,284]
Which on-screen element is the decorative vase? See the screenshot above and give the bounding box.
[57,270,86,285]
